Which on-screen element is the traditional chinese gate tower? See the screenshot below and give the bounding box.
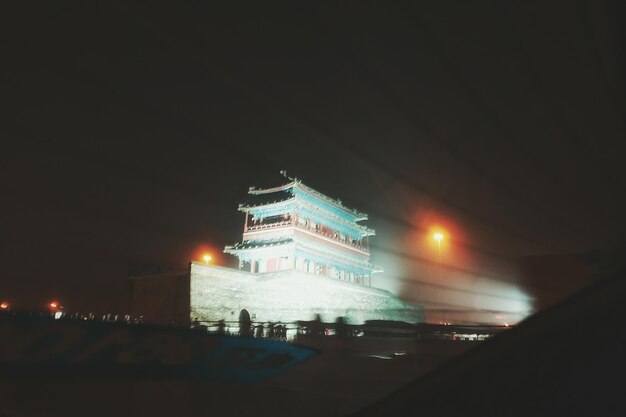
[131,175,424,326]
[224,176,379,286]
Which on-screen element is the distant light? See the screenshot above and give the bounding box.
[433,232,444,242]
[48,301,62,311]
[0,301,9,310]
[53,311,63,320]
[368,354,393,360]
[203,254,212,264]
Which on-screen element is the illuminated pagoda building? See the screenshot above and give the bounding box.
[130,174,424,327]
[184,175,423,326]
[225,177,377,285]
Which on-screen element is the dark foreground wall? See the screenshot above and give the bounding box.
[129,270,190,326]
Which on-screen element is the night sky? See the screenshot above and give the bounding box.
[4,1,626,320]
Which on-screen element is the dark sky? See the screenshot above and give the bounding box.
[3,1,626,320]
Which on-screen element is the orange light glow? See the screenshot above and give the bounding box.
[191,245,221,266]
[49,301,60,310]
[409,209,467,264]
[0,301,9,310]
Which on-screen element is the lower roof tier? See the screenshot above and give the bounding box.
[224,238,380,276]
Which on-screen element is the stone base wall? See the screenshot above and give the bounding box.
[189,262,423,325]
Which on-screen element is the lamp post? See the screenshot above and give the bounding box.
[433,232,445,323]
[433,232,444,261]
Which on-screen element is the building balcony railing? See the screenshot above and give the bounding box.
[301,226,368,252]
[245,217,369,252]
[246,220,293,230]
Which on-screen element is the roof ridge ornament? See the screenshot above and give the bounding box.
[280,169,296,182]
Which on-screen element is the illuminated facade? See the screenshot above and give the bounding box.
[131,176,424,326]
[189,262,422,326]
[188,177,423,325]
[224,178,379,285]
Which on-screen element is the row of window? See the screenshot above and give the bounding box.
[240,257,369,285]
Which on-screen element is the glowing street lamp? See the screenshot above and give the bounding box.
[48,300,64,319]
[48,300,62,312]
[203,254,212,264]
[0,301,9,311]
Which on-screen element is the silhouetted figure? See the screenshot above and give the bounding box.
[239,309,252,337]
[335,316,349,338]
[255,323,264,338]
[216,319,226,335]
[191,318,206,332]
[276,324,285,340]
[310,314,323,337]
[267,322,275,339]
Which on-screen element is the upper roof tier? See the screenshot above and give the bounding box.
[243,179,368,223]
